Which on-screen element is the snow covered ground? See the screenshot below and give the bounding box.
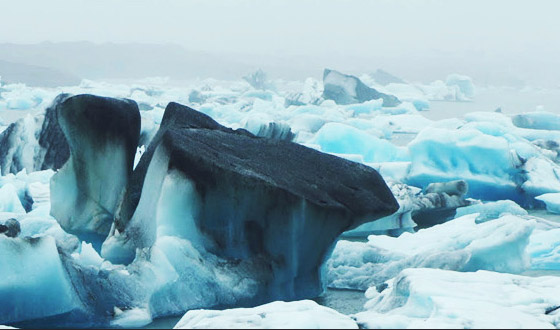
[2,71,560,329]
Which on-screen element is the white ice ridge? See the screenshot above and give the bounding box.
[354,268,560,329]
[536,193,560,214]
[328,213,534,290]
[173,300,358,329]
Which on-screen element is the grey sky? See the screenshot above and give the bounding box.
[1,0,559,85]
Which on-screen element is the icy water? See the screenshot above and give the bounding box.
[424,87,560,121]
[528,209,560,223]
[138,288,367,329]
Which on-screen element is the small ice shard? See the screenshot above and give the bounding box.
[512,111,560,131]
[173,300,358,329]
[50,94,140,239]
[322,69,401,106]
[445,73,475,99]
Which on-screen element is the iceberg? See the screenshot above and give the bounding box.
[527,228,560,270]
[445,73,475,99]
[354,268,560,329]
[0,184,25,214]
[322,69,400,107]
[173,300,358,329]
[284,77,324,107]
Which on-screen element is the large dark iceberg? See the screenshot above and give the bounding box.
[103,101,399,300]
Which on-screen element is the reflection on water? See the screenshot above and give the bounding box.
[140,316,182,329]
[140,287,367,329]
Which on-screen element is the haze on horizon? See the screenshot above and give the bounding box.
[1,0,559,87]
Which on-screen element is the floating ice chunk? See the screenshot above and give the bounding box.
[405,126,560,205]
[354,268,560,329]
[0,236,80,324]
[455,200,528,222]
[110,307,152,329]
[0,184,25,213]
[513,111,560,131]
[446,73,475,99]
[535,193,560,214]
[284,77,324,106]
[322,69,400,106]
[0,115,38,176]
[345,99,383,116]
[173,300,358,329]
[313,123,408,163]
[243,69,274,91]
[527,228,560,270]
[328,214,534,290]
[288,114,327,135]
[72,242,104,268]
[522,158,560,197]
[133,145,145,170]
[383,114,433,134]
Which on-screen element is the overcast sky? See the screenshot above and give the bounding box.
[1,0,560,85]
